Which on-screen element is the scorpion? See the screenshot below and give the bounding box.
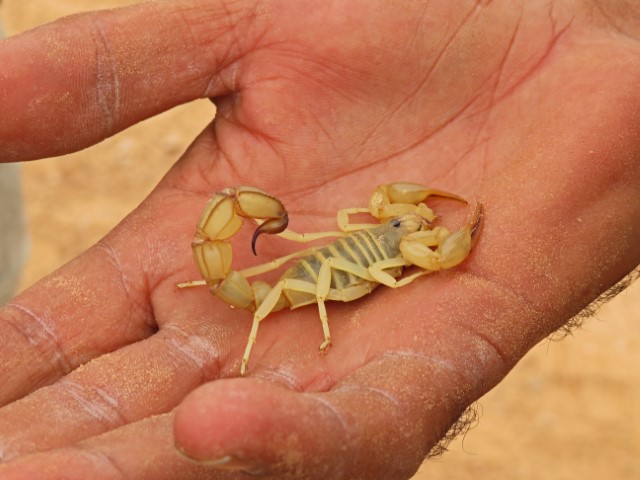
[178,183,483,375]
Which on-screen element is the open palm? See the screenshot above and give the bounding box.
[1,1,640,478]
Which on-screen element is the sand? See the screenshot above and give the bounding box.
[3,1,639,478]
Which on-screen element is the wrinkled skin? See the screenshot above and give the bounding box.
[1,1,640,479]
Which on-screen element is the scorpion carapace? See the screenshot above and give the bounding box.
[178,183,483,375]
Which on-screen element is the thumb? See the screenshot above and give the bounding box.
[173,352,491,480]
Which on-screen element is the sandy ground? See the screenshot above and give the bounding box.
[3,2,640,478]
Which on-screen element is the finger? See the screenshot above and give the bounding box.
[0,162,199,406]
[0,306,233,461]
[0,414,222,480]
[0,261,376,461]
[0,242,156,405]
[0,350,488,480]
[0,0,261,161]
[173,347,504,480]
[0,110,227,406]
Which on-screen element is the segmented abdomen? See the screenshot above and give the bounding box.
[281,224,404,308]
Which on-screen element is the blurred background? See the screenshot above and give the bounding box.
[2,1,639,478]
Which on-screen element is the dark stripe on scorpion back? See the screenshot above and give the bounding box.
[297,229,390,289]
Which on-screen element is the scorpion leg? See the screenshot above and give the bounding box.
[316,257,372,350]
[325,283,377,302]
[241,279,317,375]
[176,279,207,288]
[252,218,346,245]
[277,229,346,243]
[241,256,379,374]
[336,207,378,231]
[368,257,431,288]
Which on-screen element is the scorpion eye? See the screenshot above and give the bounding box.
[390,218,401,228]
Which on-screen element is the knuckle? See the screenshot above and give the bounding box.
[87,16,121,135]
[3,302,72,379]
[57,379,128,428]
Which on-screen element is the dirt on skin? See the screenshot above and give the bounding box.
[3,1,640,479]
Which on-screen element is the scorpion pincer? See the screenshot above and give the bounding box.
[178,183,483,375]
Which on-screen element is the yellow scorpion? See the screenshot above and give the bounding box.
[178,183,483,375]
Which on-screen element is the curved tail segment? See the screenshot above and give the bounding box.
[190,186,288,311]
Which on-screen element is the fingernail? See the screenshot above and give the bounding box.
[203,457,267,476]
[175,447,266,474]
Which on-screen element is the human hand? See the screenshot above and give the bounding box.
[1,1,640,478]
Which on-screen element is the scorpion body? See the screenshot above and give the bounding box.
[178,183,483,374]
[281,222,406,309]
